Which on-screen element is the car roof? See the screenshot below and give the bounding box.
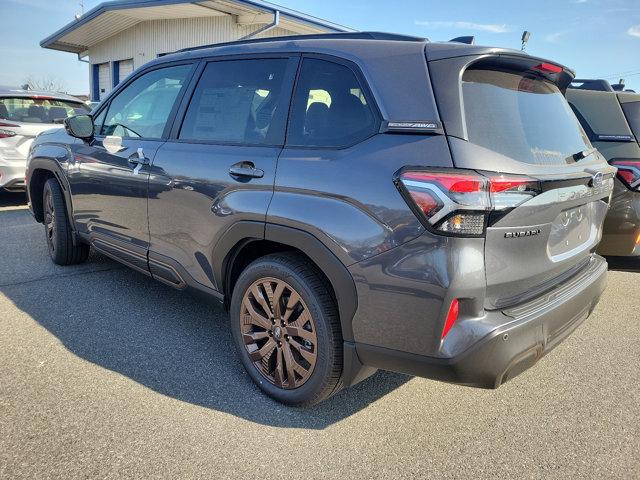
[149,32,528,65]
[0,87,84,103]
[124,31,569,129]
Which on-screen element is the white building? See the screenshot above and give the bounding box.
[41,0,353,100]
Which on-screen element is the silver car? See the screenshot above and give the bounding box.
[0,88,90,191]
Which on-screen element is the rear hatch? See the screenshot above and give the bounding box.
[428,51,616,309]
[0,96,88,163]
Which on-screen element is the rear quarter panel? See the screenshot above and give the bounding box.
[267,134,454,265]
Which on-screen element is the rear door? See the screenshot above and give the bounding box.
[147,55,298,291]
[429,56,616,309]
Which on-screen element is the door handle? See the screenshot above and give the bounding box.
[128,147,149,175]
[229,162,264,179]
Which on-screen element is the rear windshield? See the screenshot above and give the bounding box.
[621,101,640,141]
[462,69,591,165]
[0,97,89,124]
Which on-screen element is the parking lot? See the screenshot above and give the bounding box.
[0,192,638,479]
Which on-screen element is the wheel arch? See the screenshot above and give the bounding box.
[215,222,358,342]
[27,149,73,225]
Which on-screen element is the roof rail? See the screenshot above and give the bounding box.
[568,79,614,92]
[178,31,427,53]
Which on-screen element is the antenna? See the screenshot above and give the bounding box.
[521,31,531,51]
[75,0,84,19]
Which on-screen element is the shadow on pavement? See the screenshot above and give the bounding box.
[606,255,640,272]
[0,192,28,208]
[1,208,409,429]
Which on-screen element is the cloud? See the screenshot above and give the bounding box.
[544,32,567,43]
[571,0,588,4]
[415,21,511,33]
[629,25,640,37]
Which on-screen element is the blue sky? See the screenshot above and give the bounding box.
[1,0,639,93]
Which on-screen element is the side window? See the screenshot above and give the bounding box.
[179,58,289,145]
[100,64,191,139]
[287,58,377,148]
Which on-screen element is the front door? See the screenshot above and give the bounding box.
[147,56,298,291]
[67,63,194,271]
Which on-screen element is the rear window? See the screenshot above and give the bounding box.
[0,97,88,124]
[621,101,640,140]
[462,69,591,165]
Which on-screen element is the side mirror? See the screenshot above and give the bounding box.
[64,114,94,140]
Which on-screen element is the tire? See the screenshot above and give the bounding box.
[230,252,343,406]
[42,178,90,265]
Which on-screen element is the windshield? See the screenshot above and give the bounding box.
[462,69,591,165]
[621,101,640,141]
[0,96,89,124]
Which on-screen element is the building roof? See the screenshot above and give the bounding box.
[40,0,354,54]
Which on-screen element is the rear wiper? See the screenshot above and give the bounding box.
[566,147,597,163]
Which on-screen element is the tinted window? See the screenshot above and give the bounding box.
[100,64,191,138]
[287,58,377,148]
[621,101,640,140]
[179,59,289,145]
[462,69,591,165]
[0,97,88,124]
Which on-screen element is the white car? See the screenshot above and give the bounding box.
[0,88,90,191]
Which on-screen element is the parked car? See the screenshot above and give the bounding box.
[566,80,640,256]
[0,88,90,191]
[26,32,616,406]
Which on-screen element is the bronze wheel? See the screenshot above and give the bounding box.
[240,277,318,389]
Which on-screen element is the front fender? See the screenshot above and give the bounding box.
[27,143,74,227]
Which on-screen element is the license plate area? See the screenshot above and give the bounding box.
[547,204,596,261]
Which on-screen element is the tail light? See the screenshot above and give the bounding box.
[611,159,640,191]
[395,169,540,236]
[0,122,18,139]
[533,62,562,74]
[0,129,16,139]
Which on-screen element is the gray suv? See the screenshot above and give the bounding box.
[26,33,615,406]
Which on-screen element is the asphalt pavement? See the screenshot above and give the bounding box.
[1,192,638,479]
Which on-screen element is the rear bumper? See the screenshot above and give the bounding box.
[355,254,608,388]
[0,163,27,191]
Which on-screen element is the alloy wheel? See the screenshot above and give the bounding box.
[240,277,318,389]
[44,189,56,253]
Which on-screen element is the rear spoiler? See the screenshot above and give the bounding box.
[568,79,614,92]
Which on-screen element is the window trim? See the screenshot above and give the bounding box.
[284,53,382,151]
[91,59,197,142]
[166,53,300,148]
